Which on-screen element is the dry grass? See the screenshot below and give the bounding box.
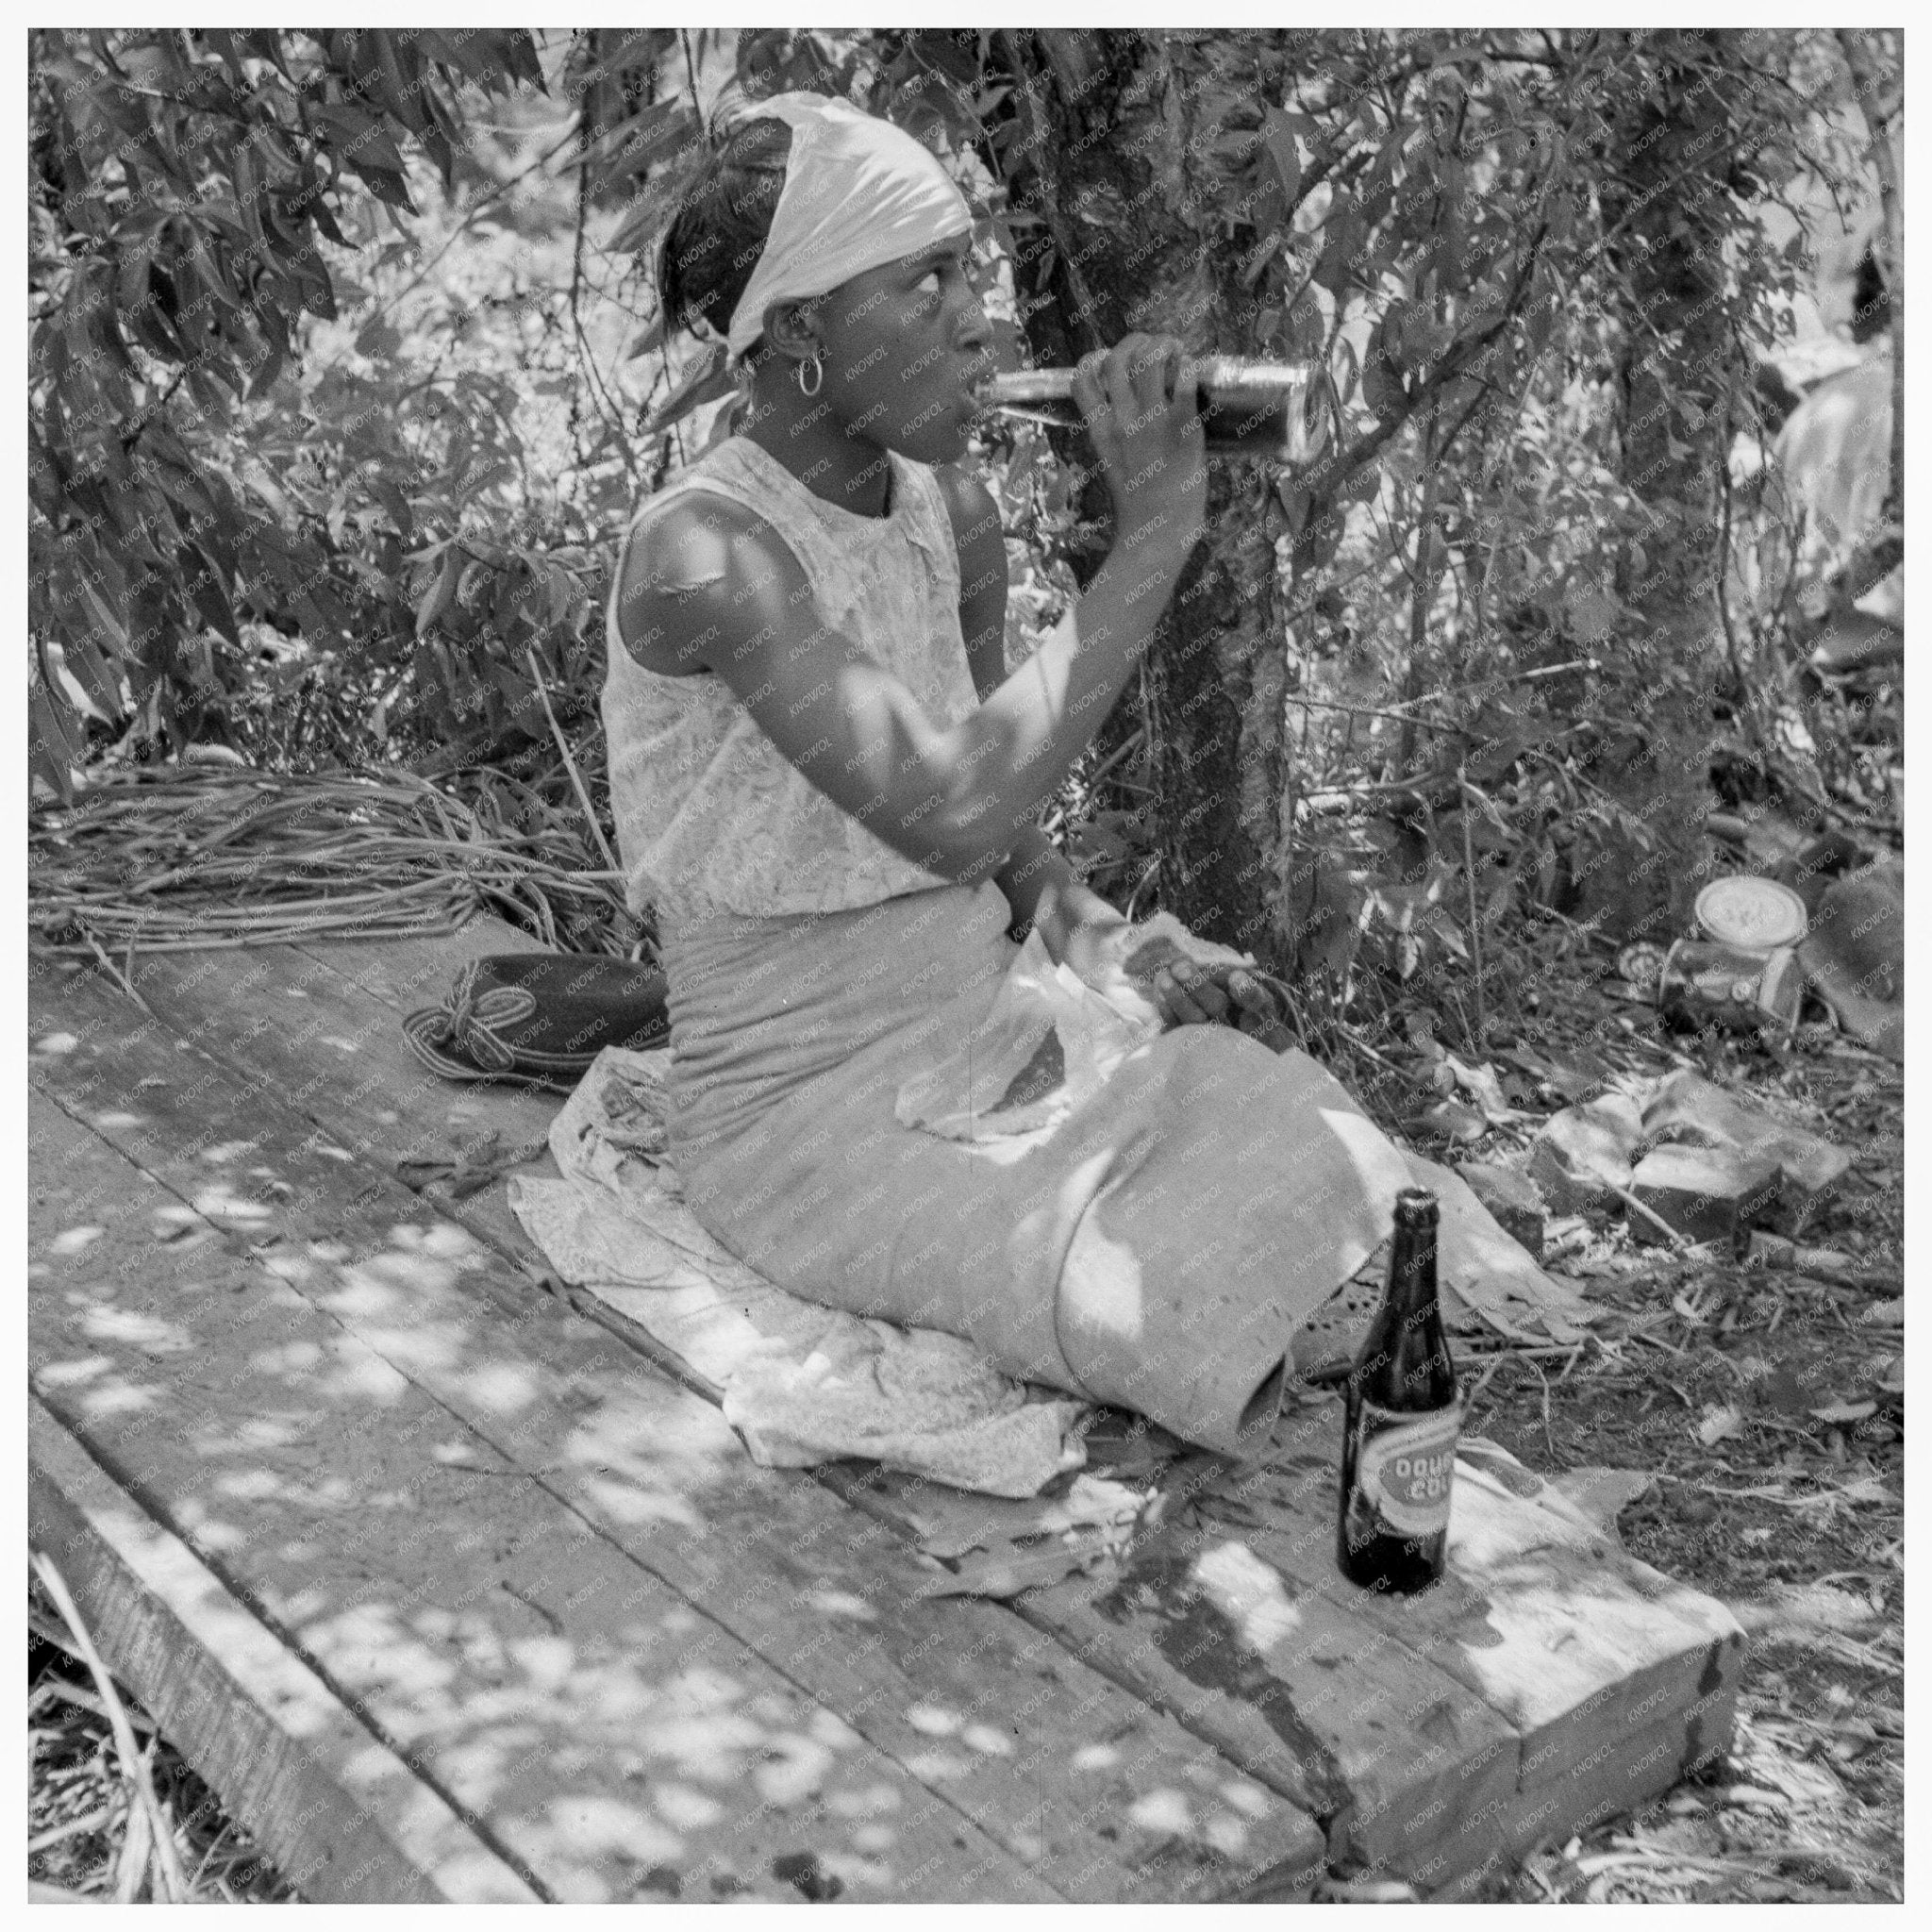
[27,1565,298,1904]
[27,763,645,968]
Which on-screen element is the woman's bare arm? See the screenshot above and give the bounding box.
[612,337,1205,886]
[940,462,1130,950]
[617,497,1194,886]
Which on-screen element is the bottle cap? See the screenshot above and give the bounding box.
[1694,876,1808,952]
[1393,1186,1440,1224]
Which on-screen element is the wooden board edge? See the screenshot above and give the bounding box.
[1502,1689,1741,1867]
[1364,1674,1743,1901]
[545,1273,729,1405]
[1512,1619,1750,1791]
[28,1397,541,1906]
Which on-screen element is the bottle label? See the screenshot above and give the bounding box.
[1354,1398,1462,1538]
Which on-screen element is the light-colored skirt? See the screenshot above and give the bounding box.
[658,880,1410,1456]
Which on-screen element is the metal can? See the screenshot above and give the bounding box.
[1693,876,1808,950]
[1657,940,1804,1040]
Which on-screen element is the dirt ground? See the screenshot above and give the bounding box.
[1474,1013,1905,1903]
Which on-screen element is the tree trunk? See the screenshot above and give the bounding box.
[1588,29,1749,941]
[1601,31,1741,667]
[999,30,1296,962]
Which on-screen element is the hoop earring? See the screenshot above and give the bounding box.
[796,353,824,399]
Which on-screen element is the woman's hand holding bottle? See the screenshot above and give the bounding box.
[1071,334,1208,561]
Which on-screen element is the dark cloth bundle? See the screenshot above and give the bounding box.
[403,954,669,1091]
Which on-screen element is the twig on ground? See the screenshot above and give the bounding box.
[1529,1355,1556,1459]
[84,930,153,1014]
[525,644,622,877]
[33,1675,159,1738]
[28,1807,115,1855]
[32,1552,188,1903]
[1610,1182,1694,1250]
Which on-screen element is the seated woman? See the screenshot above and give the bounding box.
[603,92,1409,1457]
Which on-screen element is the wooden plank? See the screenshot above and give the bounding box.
[819,1459,1525,1883]
[29,1398,538,1906]
[295,913,553,1008]
[814,1391,1742,1892]
[39,927,1742,1895]
[265,933,1522,1888]
[992,1403,1743,1890]
[31,957,1325,1902]
[1410,1702,1739,1901]
[271,935,1335,1901]
[972,1486,1519,1884]
[1216,1407,1746,1786]
[30,1092,1044,1906]
[290,920,569,1182]
[301,922,1744,1887]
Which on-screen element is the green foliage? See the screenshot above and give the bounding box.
[28,27,546,793]
[27,28,1896,1007]
[438,27,1898,978]
[953,30,1887,1000]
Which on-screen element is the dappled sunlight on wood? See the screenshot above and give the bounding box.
[1191,1541,1306,1655]
[32,908,1773,1899]
[189,1185,275,1227]
[76,1303,193,1354]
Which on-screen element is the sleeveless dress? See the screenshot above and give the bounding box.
[600,436,1407,1456]
[602,436,984,925]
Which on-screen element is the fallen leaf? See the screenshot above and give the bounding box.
[1445,1054,1532,1124]
[1530,1094,1642,1208]
[1503,1044,1608,1106]
[1807,1398,1877,1424]
[1410,1096,1487,1144]
[1032,1474,1146,1538]
[1697,1404,1745,1446]
[912,1530,1113,1600]
[1857,1298,1904,1328]
[1547,1466,1656,1534]
[1713,1784,1790,1815]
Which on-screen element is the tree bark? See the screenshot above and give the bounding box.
[999,30,1297,963]
[1600,30,1741,667]
[1583,30,1754,940]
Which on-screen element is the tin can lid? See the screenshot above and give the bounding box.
[1694,876,1809,951]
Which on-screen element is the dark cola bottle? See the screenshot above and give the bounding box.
[1336,1188,1462,1593]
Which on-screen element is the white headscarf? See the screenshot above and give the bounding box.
[724,92,973,364]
